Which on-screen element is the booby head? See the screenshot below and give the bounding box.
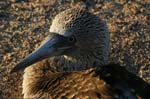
[11,7,109,73]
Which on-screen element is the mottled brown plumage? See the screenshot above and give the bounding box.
[11,7,150,99]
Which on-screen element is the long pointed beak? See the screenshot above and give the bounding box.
[11,33,72,73]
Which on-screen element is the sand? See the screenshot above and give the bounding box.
[0,0,150,98]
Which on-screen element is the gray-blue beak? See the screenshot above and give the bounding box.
[11,33,74,73]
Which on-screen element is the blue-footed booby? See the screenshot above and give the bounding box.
[11,7,150,99]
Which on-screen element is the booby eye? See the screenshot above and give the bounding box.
[68,36,76,43]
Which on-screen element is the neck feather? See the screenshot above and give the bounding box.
[46,52,107,72]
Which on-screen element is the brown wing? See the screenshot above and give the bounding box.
[23,62,150,99]
[97,64,150,99]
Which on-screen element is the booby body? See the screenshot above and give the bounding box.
[11,7,150,99]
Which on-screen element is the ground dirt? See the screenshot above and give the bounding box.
[0,0,150,99]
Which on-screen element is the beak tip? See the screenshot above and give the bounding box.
[10,62,26,73]
[10,68,17,74]
[10,66,20,73]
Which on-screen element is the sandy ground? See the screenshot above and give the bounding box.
[0,0,150,99]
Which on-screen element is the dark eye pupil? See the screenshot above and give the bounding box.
[68,36,76,43]
[69,37,74,41]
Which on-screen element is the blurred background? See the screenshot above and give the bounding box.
[0,0,150,99]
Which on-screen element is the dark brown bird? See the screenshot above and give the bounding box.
[11,7,150,99]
